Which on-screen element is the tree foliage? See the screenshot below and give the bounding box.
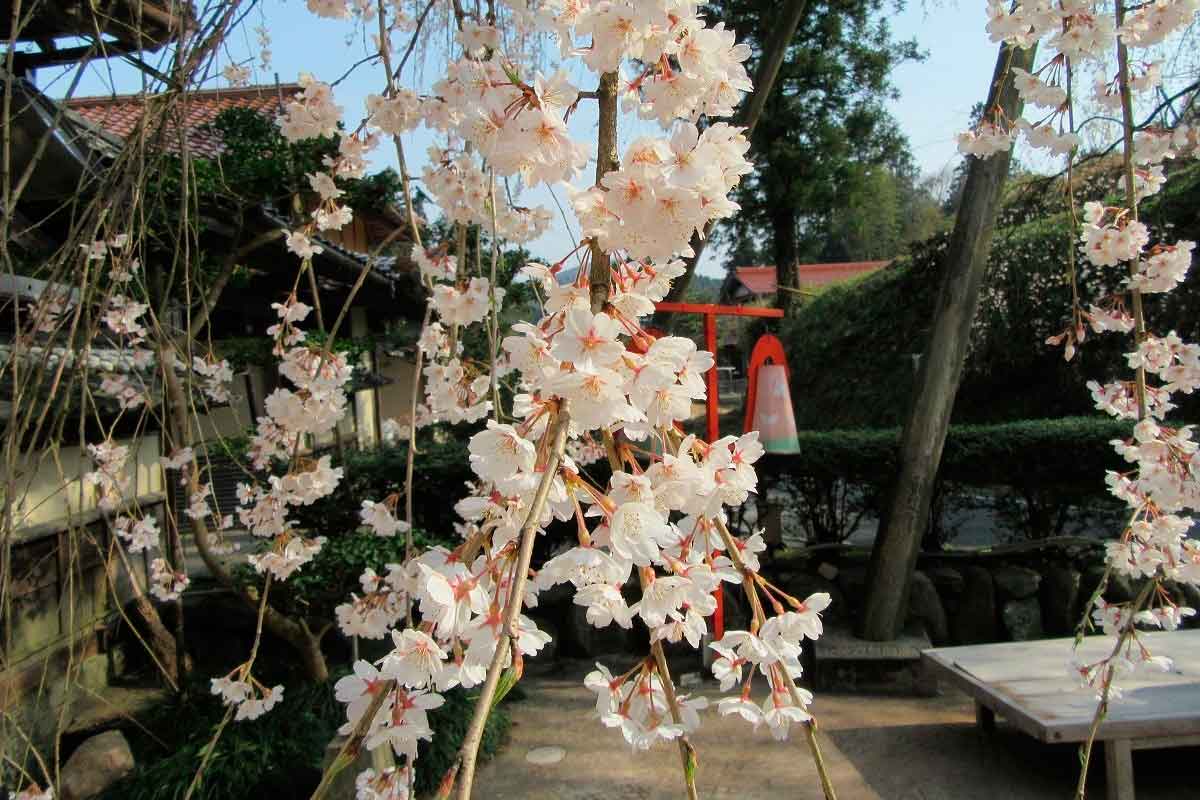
[706,0,939,281]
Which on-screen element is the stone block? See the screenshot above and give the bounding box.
[951,566,997,645]
[907,570,949,645]
[1040,566,1081,636]
[1002,597,1044,641]
[60,730,134,800]
[991,566,1041,601]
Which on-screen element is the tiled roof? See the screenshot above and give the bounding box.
[733,261,891,295]
[65,84,302,159]
[733,266,777,295]
[797,261,890,287]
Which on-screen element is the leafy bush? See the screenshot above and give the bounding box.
[249,528,447,622]
[289,434,475,539]
[103,680,511,800]
[781,160,1200,428]
[102,681,339,800]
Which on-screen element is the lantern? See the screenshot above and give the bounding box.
[745,335,800,454]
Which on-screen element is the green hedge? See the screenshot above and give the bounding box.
[775,416,1133,490]
[781,160,1200,429]
[764,417,1132,545]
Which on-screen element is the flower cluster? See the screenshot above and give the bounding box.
[149,557,189,602]
[211,670,285,720]
[114,513,159,553]
[969,0,1200,698]
[572,122,751,261]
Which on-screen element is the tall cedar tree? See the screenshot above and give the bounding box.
[706,0,926,301]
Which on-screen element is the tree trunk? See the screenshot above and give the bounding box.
[132,586,186,682]
[859,41,1037,642]
[771,200,799,315]
[158,348,332,682]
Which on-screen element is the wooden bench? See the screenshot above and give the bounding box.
[921,630,1200,800]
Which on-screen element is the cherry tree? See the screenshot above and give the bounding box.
[956,0,1200,793]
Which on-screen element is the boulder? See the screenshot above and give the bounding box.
[565,604,632,658]
[907,570,949,645]
[60,731,134,800]
[991,566,1041,601]
[1002,597,1045,641]
[951,566,997,645]
[1040,566,1081,636]
[1081,566,1146,605]
[1108,572,1138,603]
[926,566,964,597]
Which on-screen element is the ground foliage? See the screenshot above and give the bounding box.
[99,678,510,800]
[100,680,340,800]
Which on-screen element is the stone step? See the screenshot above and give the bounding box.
[810,623,937,696]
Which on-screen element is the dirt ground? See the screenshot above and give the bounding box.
[472,667,1198,799]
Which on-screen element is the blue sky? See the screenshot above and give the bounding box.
[42,0,999,275]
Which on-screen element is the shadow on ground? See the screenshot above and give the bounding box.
[473,666,1198,799]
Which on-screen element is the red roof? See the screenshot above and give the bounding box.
[733,265,777,295]
[796,261,890,287]
[733,261,890,295]
[66,84,302,159]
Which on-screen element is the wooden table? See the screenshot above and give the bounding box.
[921,630,1200,800]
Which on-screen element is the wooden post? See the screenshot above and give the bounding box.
[1104,739,1134,800]
[859,40,1038,642]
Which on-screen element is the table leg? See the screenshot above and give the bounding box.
[1104,738,1134,800]
[974,701,995,733]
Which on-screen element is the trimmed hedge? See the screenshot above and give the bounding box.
[774,416,1134,490]
[762,417,1132,545]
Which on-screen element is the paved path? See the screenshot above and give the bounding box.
[473,670,1198,799]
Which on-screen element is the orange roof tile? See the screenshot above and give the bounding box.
[65,84,302,159]
[733,266,777,295]
[796,261,890,287]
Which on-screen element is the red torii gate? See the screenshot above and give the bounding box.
[652,301,785,638]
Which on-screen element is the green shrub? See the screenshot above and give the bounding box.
[102,681,339,800]
[782,417,1133,489]
[240,527,448,622]
[289,434,475,540]
[103,680,512,800]
[781,160,1200,429]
